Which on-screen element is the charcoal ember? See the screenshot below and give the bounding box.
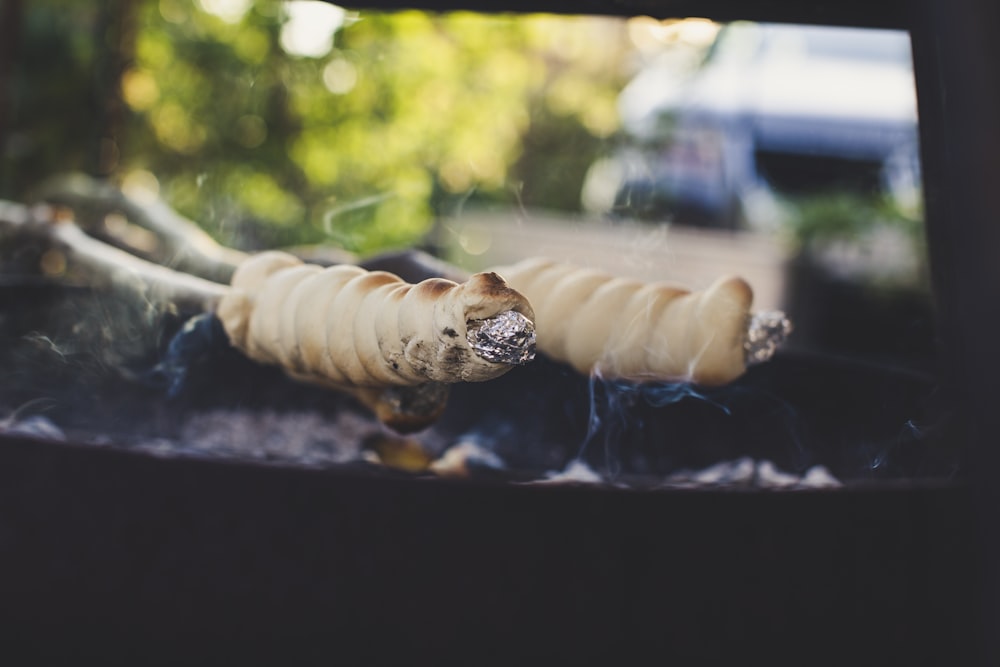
[363,434,433,472]
[430,441,507,479]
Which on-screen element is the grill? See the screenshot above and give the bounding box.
[1,0,997,664]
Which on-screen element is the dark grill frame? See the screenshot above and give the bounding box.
[1,0,998,664]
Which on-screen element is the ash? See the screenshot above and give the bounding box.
[0,402,843,489]
[135,409,375,466]
[659,457,842,490]
[530,457,840,489]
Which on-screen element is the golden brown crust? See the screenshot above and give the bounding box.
[216,251,532,390]
[493,258,754,385]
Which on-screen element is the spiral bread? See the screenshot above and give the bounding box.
[217,251,535,392]
[213,251,535,432]
[491,257,755,385]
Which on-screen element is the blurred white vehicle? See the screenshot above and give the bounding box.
[586,22,920,229]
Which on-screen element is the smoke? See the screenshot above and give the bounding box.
[145,313,229,397]
[0,397,64,440]
[563,358,824,485]
[576,369,734,479]
[864,416,942,477]
[321,192,396,246]
[22,332,70,364]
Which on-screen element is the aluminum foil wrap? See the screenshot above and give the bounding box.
[744,311,793,366]
[467,310,536,365]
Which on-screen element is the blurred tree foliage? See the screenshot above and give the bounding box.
[784,191,927,291]
[3,0,630,254]
[0,0,119,193]
[786,192,923,248]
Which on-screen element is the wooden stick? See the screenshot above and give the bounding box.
[0,199,450,431]
[36,174,249,284]
[0,199,228,313]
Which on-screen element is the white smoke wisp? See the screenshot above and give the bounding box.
[0,398,64,441]
[574,362,735,481]
[22,332,69,364]
[681,329,719,386]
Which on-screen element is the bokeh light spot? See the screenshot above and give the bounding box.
[322,58,357,94]
[197,0,252,24]
[121,68,160,111]
[235,114,267,148]
[280,2,346,58]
